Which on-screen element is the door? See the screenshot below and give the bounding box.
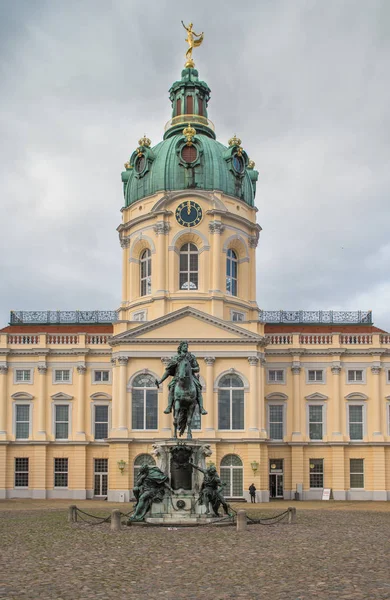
[269,459,284,499]
[94,459,108,497]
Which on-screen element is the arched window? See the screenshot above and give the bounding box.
[133,453,156,484]
[132,374,158,430]
[218,374,244,430]
[226,249,238,296]
[140,249,152,296]
[179,243,198,290]
[220,454,243,497]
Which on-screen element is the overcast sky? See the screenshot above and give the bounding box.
[0,0,389,330]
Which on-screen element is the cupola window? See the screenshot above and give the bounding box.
[135,155,146,173]
[140,248,152,296]
[226,249,238,296]
[181,145,197,164]
[233,154,244,174]
[179,243,198,290]
[186,95,194,114]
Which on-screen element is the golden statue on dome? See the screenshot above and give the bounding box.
[181,21,204,68]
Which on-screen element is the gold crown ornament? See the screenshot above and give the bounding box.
[183,124,197,146]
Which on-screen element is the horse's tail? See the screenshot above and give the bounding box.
[177,408,187,437]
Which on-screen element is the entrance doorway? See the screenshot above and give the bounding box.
[269,459,284,499]
[94,459,108,497]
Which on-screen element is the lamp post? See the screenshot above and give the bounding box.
[250,461,259,475]
[117,460,127,475]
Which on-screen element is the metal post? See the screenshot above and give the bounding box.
[236,509,247,532]
[288,506,296,524]
[110,509,122,532]
[68,505,77,523]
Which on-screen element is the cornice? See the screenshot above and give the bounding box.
[266,348,390,357]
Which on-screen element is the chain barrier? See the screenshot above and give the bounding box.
[246,509,290,525]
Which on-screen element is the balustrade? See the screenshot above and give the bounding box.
[266,334,292,345]
[299,334,333,345]
[46,334,79,345]
[8,334,39,344]
[86,334,109,345]
[340,334,372,345]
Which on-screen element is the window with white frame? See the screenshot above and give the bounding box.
[268,369,285,384]
[220,454,244,497]
[179,243,198,290]
[54,405,69,439]
[231,311,245,322]
[94,405,109,439]
[132,374,158,430]
[348,405,364,440]
[309,459,324,488]
[15,405,30,439]
[94,370,110,383]
[54,369,70,383]
[15,369,31,382]
[218,374,244,430]
[308,405,323,440]
[350,458,364,488]
[54,458,68,487]
[347,369,363,382]
[387,370,390,383]
[140,249,152,296]
[308,370,323,382]
[15,458,29,487]
[132,310,147,322]
[226,249,238,296]
[268,405,284,440]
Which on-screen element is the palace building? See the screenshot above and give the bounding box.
[1,55,390,503]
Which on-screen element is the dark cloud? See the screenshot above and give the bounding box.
[0,0,389,329]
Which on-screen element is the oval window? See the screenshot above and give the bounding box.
[233,154,244,174]
[181,145,198,164]
[135,155,146,173]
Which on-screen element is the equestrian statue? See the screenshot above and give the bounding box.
[155,341,207,439]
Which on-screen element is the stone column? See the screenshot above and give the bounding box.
[291,362,302,441]
[76,365,87,439]
[37,365,47,438]
[117,357,129,436]
[154,222,170,294]
[248,235,258,303]
[160,357,172,435]
[209,221,224,294]
[110,358,118,433]
[120,237,130,306]
[204,357,216,436]
[331,363,342,440]
[248,356,259,434]
[259,357,267,438]
[0,366,8,440]
[371,365,383,439]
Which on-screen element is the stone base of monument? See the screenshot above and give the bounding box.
[142,440,230,526]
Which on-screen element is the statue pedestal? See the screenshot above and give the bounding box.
[144,440,218,525]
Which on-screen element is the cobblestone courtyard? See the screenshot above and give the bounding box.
[1,501,390,600]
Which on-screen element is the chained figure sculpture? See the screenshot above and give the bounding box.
[189,462,230,517]
[181,21,204,67]
[130,464,173,522]
[156,341,207,439]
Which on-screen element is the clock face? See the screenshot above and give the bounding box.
[175,201,203,228]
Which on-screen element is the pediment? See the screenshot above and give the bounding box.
[51,392,73,401]
[11,392,34,401]
[111,306,263,345]
[305,392,328,401]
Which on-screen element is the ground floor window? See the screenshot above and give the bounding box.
[309,459,324,488]
[15,458,29,487]
[54,458,68,488]
[133,454,156,485]
[94,459,108,496]
[350,459,364,488]
[220,454,243,497]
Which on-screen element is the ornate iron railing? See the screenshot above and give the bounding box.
[9,310,118,325]
[259,310,372,325]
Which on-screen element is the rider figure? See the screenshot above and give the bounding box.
[156,341,207,416]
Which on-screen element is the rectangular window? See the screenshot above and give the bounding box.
[15,369,31,382]
[232,389,244,429]
[132,311,146,322]
[54,458,68,487]
[269,405,284,440]
[350,458,364,488]
[309,405,323,440]
[309,459,324,488]
[132,389,158,430]
[349,405,363,440]
[15,458,29,487]
[231,311,244,322]
[55,405,69,439]
[15,405,30,439]
[94,370,110,383]
[94,405,109,439]
[348,369,363,382]
[186,95,193,114]
[268,370,284,383]
[308,370,323,382]
[55,370,70,382]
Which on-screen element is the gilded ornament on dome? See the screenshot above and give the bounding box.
[183,124,196,146]
[248,159,255,169]
[228,134,242,147]
[138,135,151,148]
[181,21,204,68]
[124,161,132,170]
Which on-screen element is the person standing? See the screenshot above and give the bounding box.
[249,483,256,503]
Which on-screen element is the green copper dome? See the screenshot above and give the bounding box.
[121,67,258,208]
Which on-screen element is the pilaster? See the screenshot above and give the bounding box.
[248,356,259,436]
[371,446,386,500]
[291,361,303,441]
[160,357,172,434]
[117,357,129,437]
[0,366,8,440]
[204,357,216,436]
[76,365,87,441]
[331,446,346,500]
[331,362,342,441]
[291,445,304,498]
[371,364,383,440]
[36,365,47,441]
